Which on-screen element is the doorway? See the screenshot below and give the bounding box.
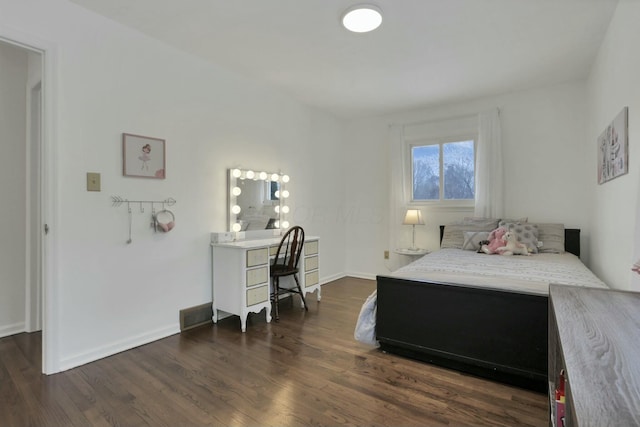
[0,38,45,372]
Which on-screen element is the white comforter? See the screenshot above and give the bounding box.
[388,248,607,296]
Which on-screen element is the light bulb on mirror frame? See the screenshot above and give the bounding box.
[231,168,242,178]
[231,205,241,214]
[271,173,279,181]
[259,171,267,180]
[246,170,255,179]
[274,190,280,198]
[282,206,290,214]
[282,190,290,198]
[231,186,242,196]
[274,206,280,213]
[274,220,280,229]
[231,223,241,232]
[281,220,290,229]
[281,174,290,183]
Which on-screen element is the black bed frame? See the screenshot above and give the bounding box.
[376,227,580,392]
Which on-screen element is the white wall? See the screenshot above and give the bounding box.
[0,0,346,372]
[345,81,591,277]
[4,0,631,372]
[587,0,640,291]
[0,42,27,337]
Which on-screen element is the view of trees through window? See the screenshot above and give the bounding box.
[412,140,475,201]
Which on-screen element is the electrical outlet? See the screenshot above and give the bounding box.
[384,250,389,259]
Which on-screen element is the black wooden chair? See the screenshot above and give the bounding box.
[271,226,306,321]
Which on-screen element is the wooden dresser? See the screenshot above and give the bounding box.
[549,284,640,426]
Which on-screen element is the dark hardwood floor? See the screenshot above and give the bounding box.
[0,277,548,426]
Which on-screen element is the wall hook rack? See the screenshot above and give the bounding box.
[111,196,177,244]
[111,196,176,210]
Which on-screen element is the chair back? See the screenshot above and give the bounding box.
[273,226,305,272]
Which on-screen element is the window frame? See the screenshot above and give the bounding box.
[405,134,477,208]
[262,180,280,206]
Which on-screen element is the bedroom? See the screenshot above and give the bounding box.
[0,0,639,423]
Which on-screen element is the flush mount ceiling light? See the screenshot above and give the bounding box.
[342,4,382,33]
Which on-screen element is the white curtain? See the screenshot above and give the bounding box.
[474,109,504,218]
[389,125,407,254]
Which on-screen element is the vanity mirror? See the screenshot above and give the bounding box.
[227,168,290,233]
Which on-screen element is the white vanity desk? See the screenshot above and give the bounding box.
[211,235,320,332]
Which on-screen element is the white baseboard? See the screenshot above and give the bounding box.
[59,324,180,372]
[344,272,377,281]
[319,272,347,284]
[56,272,370,372]
[0,322,25,339]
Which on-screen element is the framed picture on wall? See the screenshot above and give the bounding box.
[123,133,166,179]
[597,107,628,184]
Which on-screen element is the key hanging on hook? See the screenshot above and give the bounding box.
[126,205,133,244]
[151,203,157,232]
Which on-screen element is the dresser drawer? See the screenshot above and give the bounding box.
[304,255,319,271]
[305,240,319,255]
[269,245,279,256]
[305,270,319,287]
[246,266,268,287]
[246,285,269,306]
[246,248,268,267]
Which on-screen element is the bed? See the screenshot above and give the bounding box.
[375,223,607,391]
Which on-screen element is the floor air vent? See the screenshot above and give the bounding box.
[180,303,213,332]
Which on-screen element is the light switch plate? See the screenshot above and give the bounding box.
[87,172,101,191]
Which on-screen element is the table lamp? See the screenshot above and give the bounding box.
[403,209,425,250]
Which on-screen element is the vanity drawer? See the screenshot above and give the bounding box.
[246,266,268,287]
[246,248,268,267]
[304,255,319,271]
[269,245,279,256]
[246,285,269,306]
[305,270,319,287]
[305,241,319,255]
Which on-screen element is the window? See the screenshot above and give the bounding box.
[410,138,475,203]
[268,181,280,201]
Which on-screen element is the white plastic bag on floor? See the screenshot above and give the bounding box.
[354,290,379,347]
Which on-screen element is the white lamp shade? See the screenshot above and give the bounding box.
[403,209,424,225]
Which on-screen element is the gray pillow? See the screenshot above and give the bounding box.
[500,222,539,253]
[536,223,565,253]
[442,222,497,249]
[462,231,491,251]
[463,217,500,229]
[499,217,528,224]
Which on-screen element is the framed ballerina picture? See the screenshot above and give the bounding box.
[123,133,166,179]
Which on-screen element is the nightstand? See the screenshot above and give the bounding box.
[394,248,430,257]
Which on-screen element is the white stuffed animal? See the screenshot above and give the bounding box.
[496,231,530,256]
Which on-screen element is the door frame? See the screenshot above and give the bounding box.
[0,28,59,374]
[26,78,42,333]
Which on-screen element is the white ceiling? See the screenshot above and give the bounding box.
[70,0,618,119]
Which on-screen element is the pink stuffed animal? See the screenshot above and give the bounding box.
[496,231,530,256]
[481,227,507,255]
